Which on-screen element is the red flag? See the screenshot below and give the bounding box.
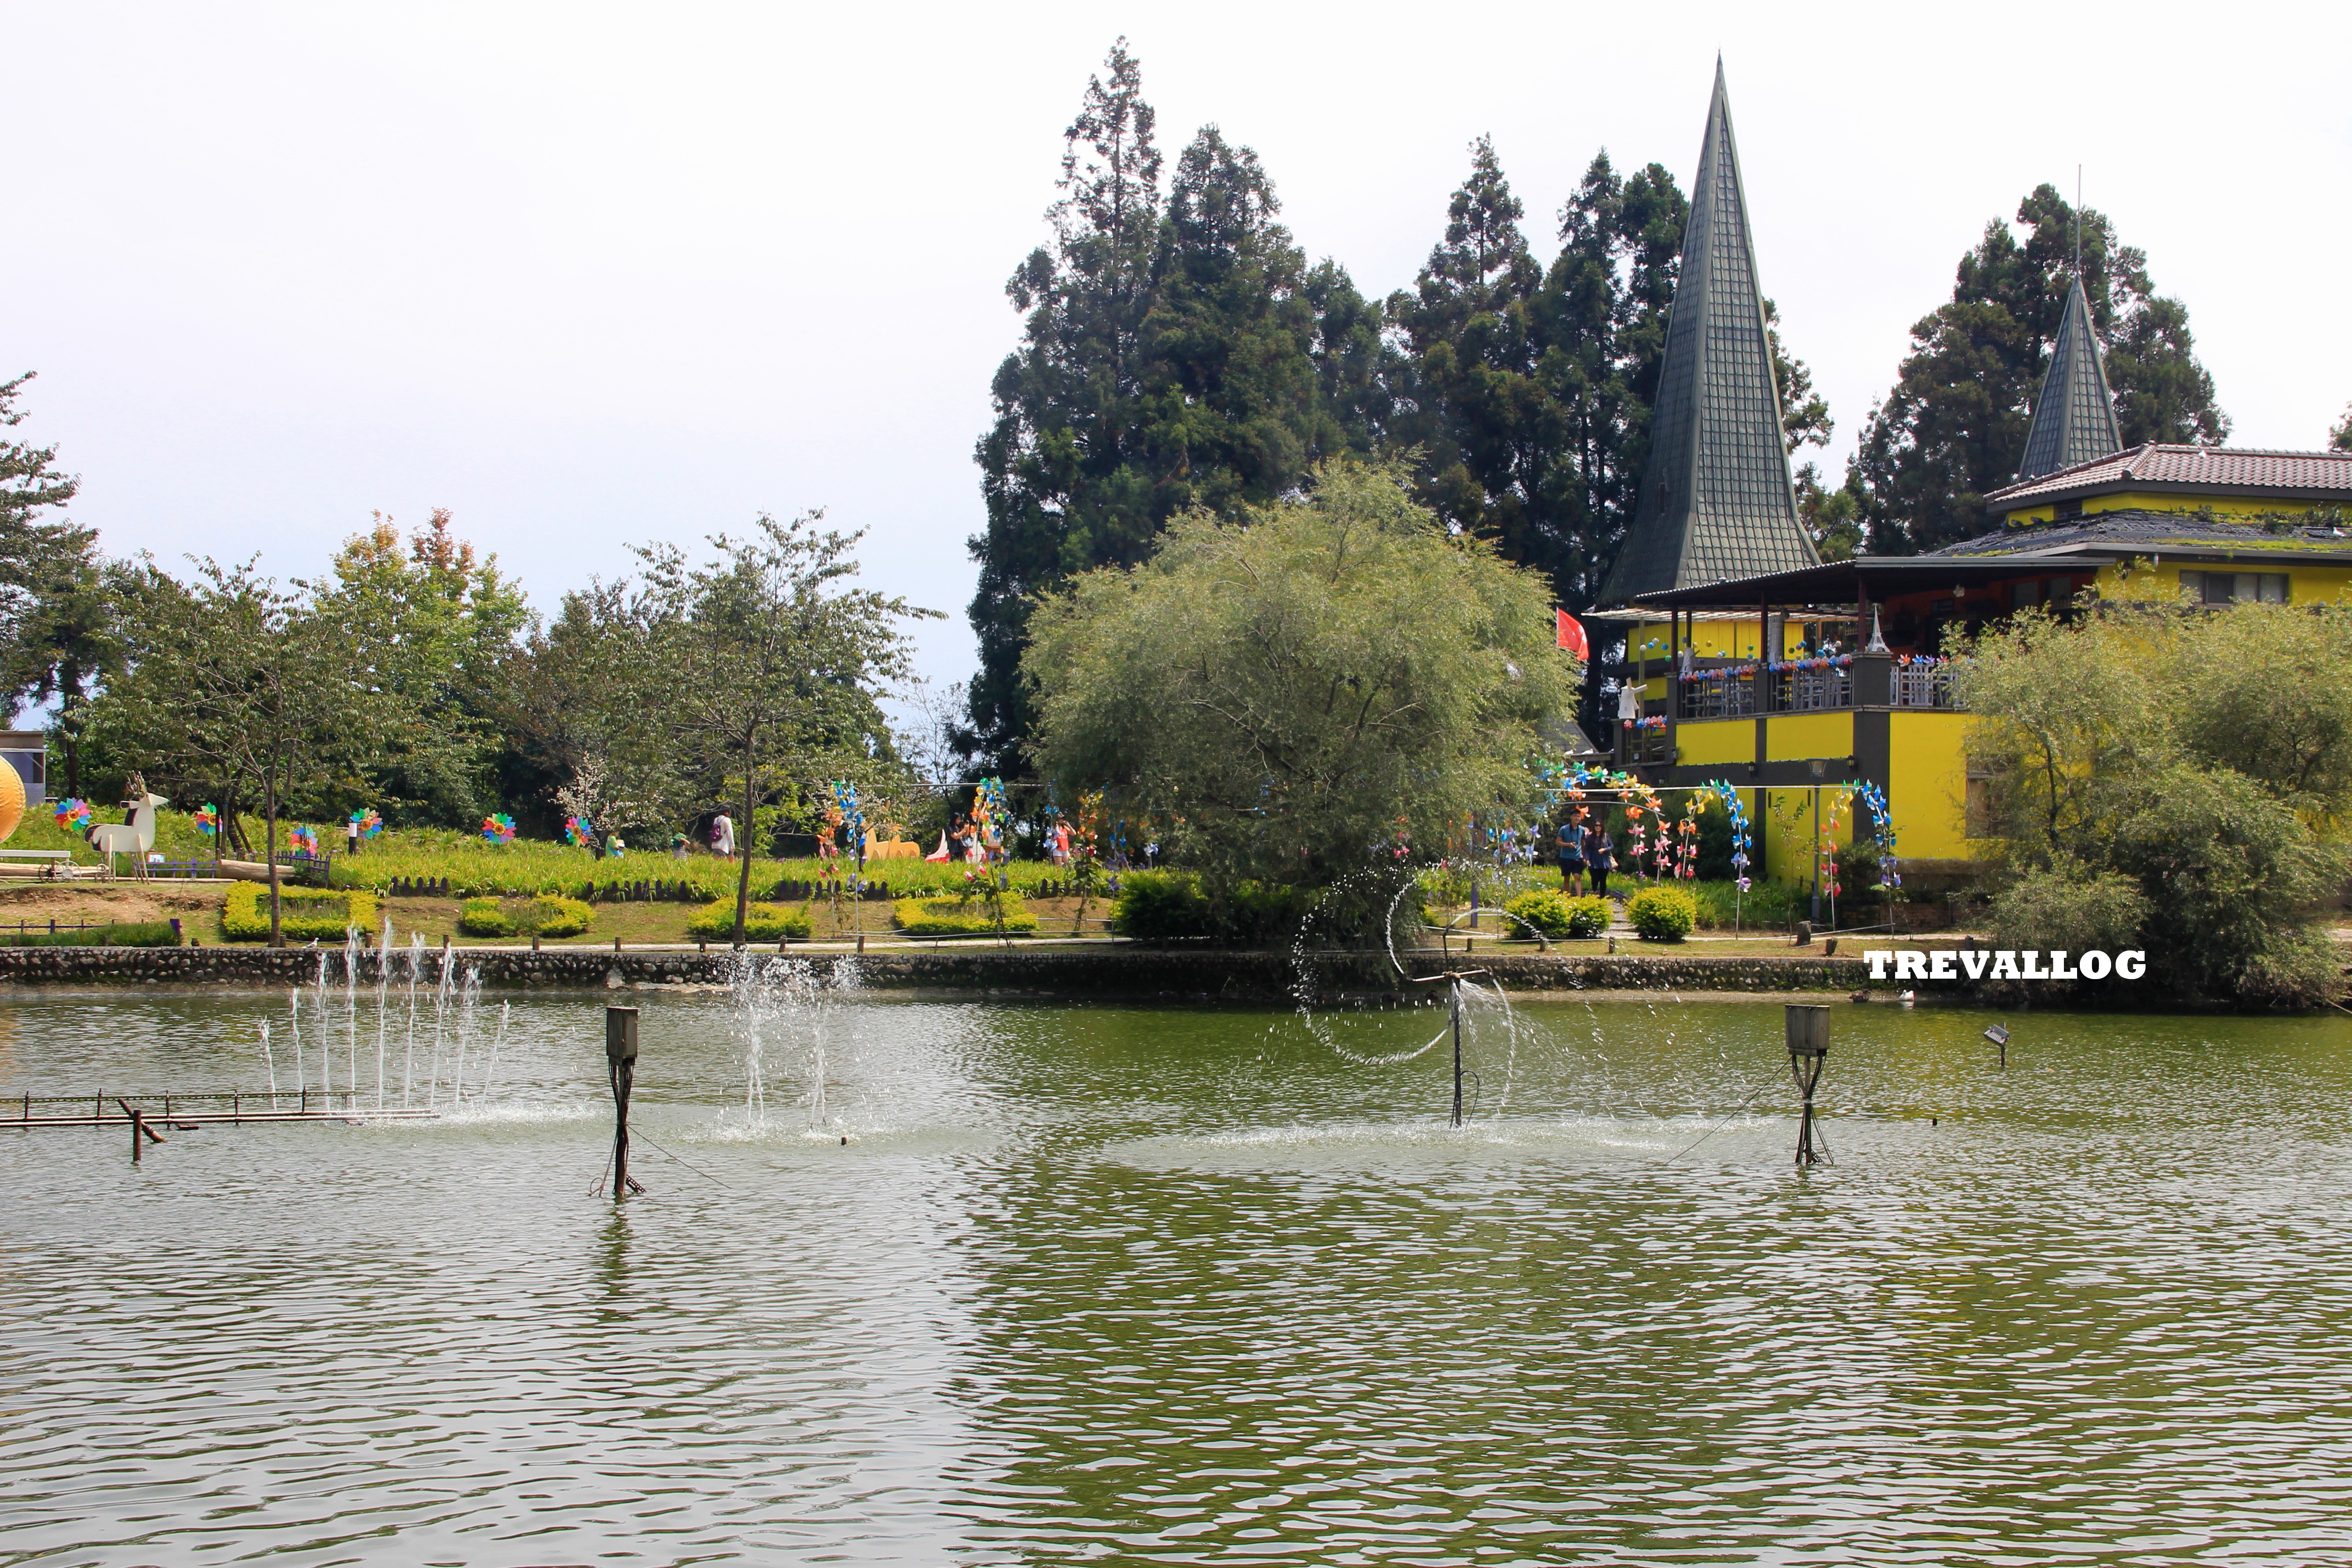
[1555,610,1588,660]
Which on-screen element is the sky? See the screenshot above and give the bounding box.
[6,0,2349,703]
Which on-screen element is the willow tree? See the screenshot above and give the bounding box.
[1024,460,1575,899]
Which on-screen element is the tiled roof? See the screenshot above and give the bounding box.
[1985,444,2352,507]
[1599,60,1818,603]
[1928,508,2352,560]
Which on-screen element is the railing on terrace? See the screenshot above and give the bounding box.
[1673,656,1966,717]
[1893,663,1964,709]
[1621,723,1674,765]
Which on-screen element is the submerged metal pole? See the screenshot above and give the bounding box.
[607,1006,642,1198]
[1786,1004,1829,1166]
[1450,980,1465,1129]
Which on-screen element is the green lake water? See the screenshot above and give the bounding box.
[2,974,2348,1565]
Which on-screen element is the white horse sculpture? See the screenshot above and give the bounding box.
[89,788,168,878]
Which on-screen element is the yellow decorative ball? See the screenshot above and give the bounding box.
[0,756,22,846]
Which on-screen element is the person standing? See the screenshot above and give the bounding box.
[1556,817,1588,896]
[711,812,736,858]
[1588,817,1615,898]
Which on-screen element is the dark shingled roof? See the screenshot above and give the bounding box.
[1598,60,1818,605]
[2015,278,2122,480]
[1986,444,2352,510]
[1928,507,2352,562]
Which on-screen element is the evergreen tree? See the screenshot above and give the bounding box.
[964,42,1381,775]
[2328,403,2350,453]
[1850,185,2229,554]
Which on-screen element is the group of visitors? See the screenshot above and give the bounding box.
[1553,815,1616,897]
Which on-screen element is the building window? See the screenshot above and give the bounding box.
[2180,570,2289,604]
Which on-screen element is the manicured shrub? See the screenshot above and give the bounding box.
[1112,871,1211,940]
[457,897,512,936]
[221,882,382,941]
[1503,890,1610,939]
[0,921,181,948]
[892,895,1038,937]
[1627,885,1697,942]
[457,894,594,938]
[686,901,813,941]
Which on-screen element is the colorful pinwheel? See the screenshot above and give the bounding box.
[289,825,319,858]
[349,808,384,840]
[192,803,220,838]
[564,815,594,848]
[53,798,92,832]
[482,813,517,845]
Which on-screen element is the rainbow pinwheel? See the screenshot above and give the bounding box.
[482,813,517,845]
[349,808,384,839]
[564,816,594,848]
[53,798,92,832]
[289,825,319,858]
[192,804,220,838]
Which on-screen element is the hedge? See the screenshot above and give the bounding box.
[0,921,181,948]
[686,901,813,941]
[1502,890,1611,940]
[221,882,382,941]
[893,895,1038,937]
[1627,885,1697,942]
[457,895,594,938]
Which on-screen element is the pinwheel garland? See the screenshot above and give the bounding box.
[482,813,517,845]
[1851,781,1901,893]
[350,808,384,840]
[192,804,220,838]
[564,816,595,848]
[1817,791,1845,902]
[53,798,92,833]
[1675,813,1700,880]
[289,825,320,858]
[1707,782,1754,893]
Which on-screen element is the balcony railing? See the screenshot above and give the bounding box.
[1672,655,1967,717]
[1893,662,1963,709]
[1676,657,1853,719]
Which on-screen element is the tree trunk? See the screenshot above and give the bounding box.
[733,735,755,947]
[264,765,283,949]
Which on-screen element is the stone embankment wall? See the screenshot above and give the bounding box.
[0,944,1877,999]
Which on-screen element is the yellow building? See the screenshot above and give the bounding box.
[1585,69,2352,887]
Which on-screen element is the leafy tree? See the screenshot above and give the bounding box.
[97,561,390,945]
[633,512,930,943]
[316,510,528,824]
[1962,587,2352,1005]
[964,40,1382,776]
[2332,402,2351,452]
[1024,460,1576,906]
[0,373,127,791]
[1852,186,2230,554]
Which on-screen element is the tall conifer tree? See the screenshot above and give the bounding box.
[1850,186,2228,554]
[965,43,1381,774]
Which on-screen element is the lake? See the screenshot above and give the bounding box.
[3,972,2348,1565]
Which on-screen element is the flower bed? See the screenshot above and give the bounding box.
[685,902,813,941]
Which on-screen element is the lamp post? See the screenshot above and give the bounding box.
[1786,1004,1828,1166]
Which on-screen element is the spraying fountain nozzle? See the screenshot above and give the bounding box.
[1786,1004,1829,1166]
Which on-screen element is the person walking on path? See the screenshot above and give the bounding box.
[1588,817,1615,898]
[711,812,736,858]
[1555,817,1588,896]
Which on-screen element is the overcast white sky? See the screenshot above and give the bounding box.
[6,1,2349,696]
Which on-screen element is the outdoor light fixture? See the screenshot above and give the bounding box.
[1983,1024,2009,1070]
[1786,1004,1829,1166]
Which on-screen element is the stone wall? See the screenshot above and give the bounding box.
[0,943,1880,999]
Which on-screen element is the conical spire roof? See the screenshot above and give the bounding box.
[2016,277,2122,480]
[1601,60,1817,605]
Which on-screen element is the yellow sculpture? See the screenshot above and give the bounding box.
[0,755,23,844]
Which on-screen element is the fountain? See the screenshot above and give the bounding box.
[724,951,862,1135]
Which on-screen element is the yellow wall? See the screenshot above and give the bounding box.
[1889,710,1975,862]
[2003,495,2336,527]
[1627,617,1803,664]
[1764,712,1852,764]
[1672,716,1753,768]
[2087,558,2352,605]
